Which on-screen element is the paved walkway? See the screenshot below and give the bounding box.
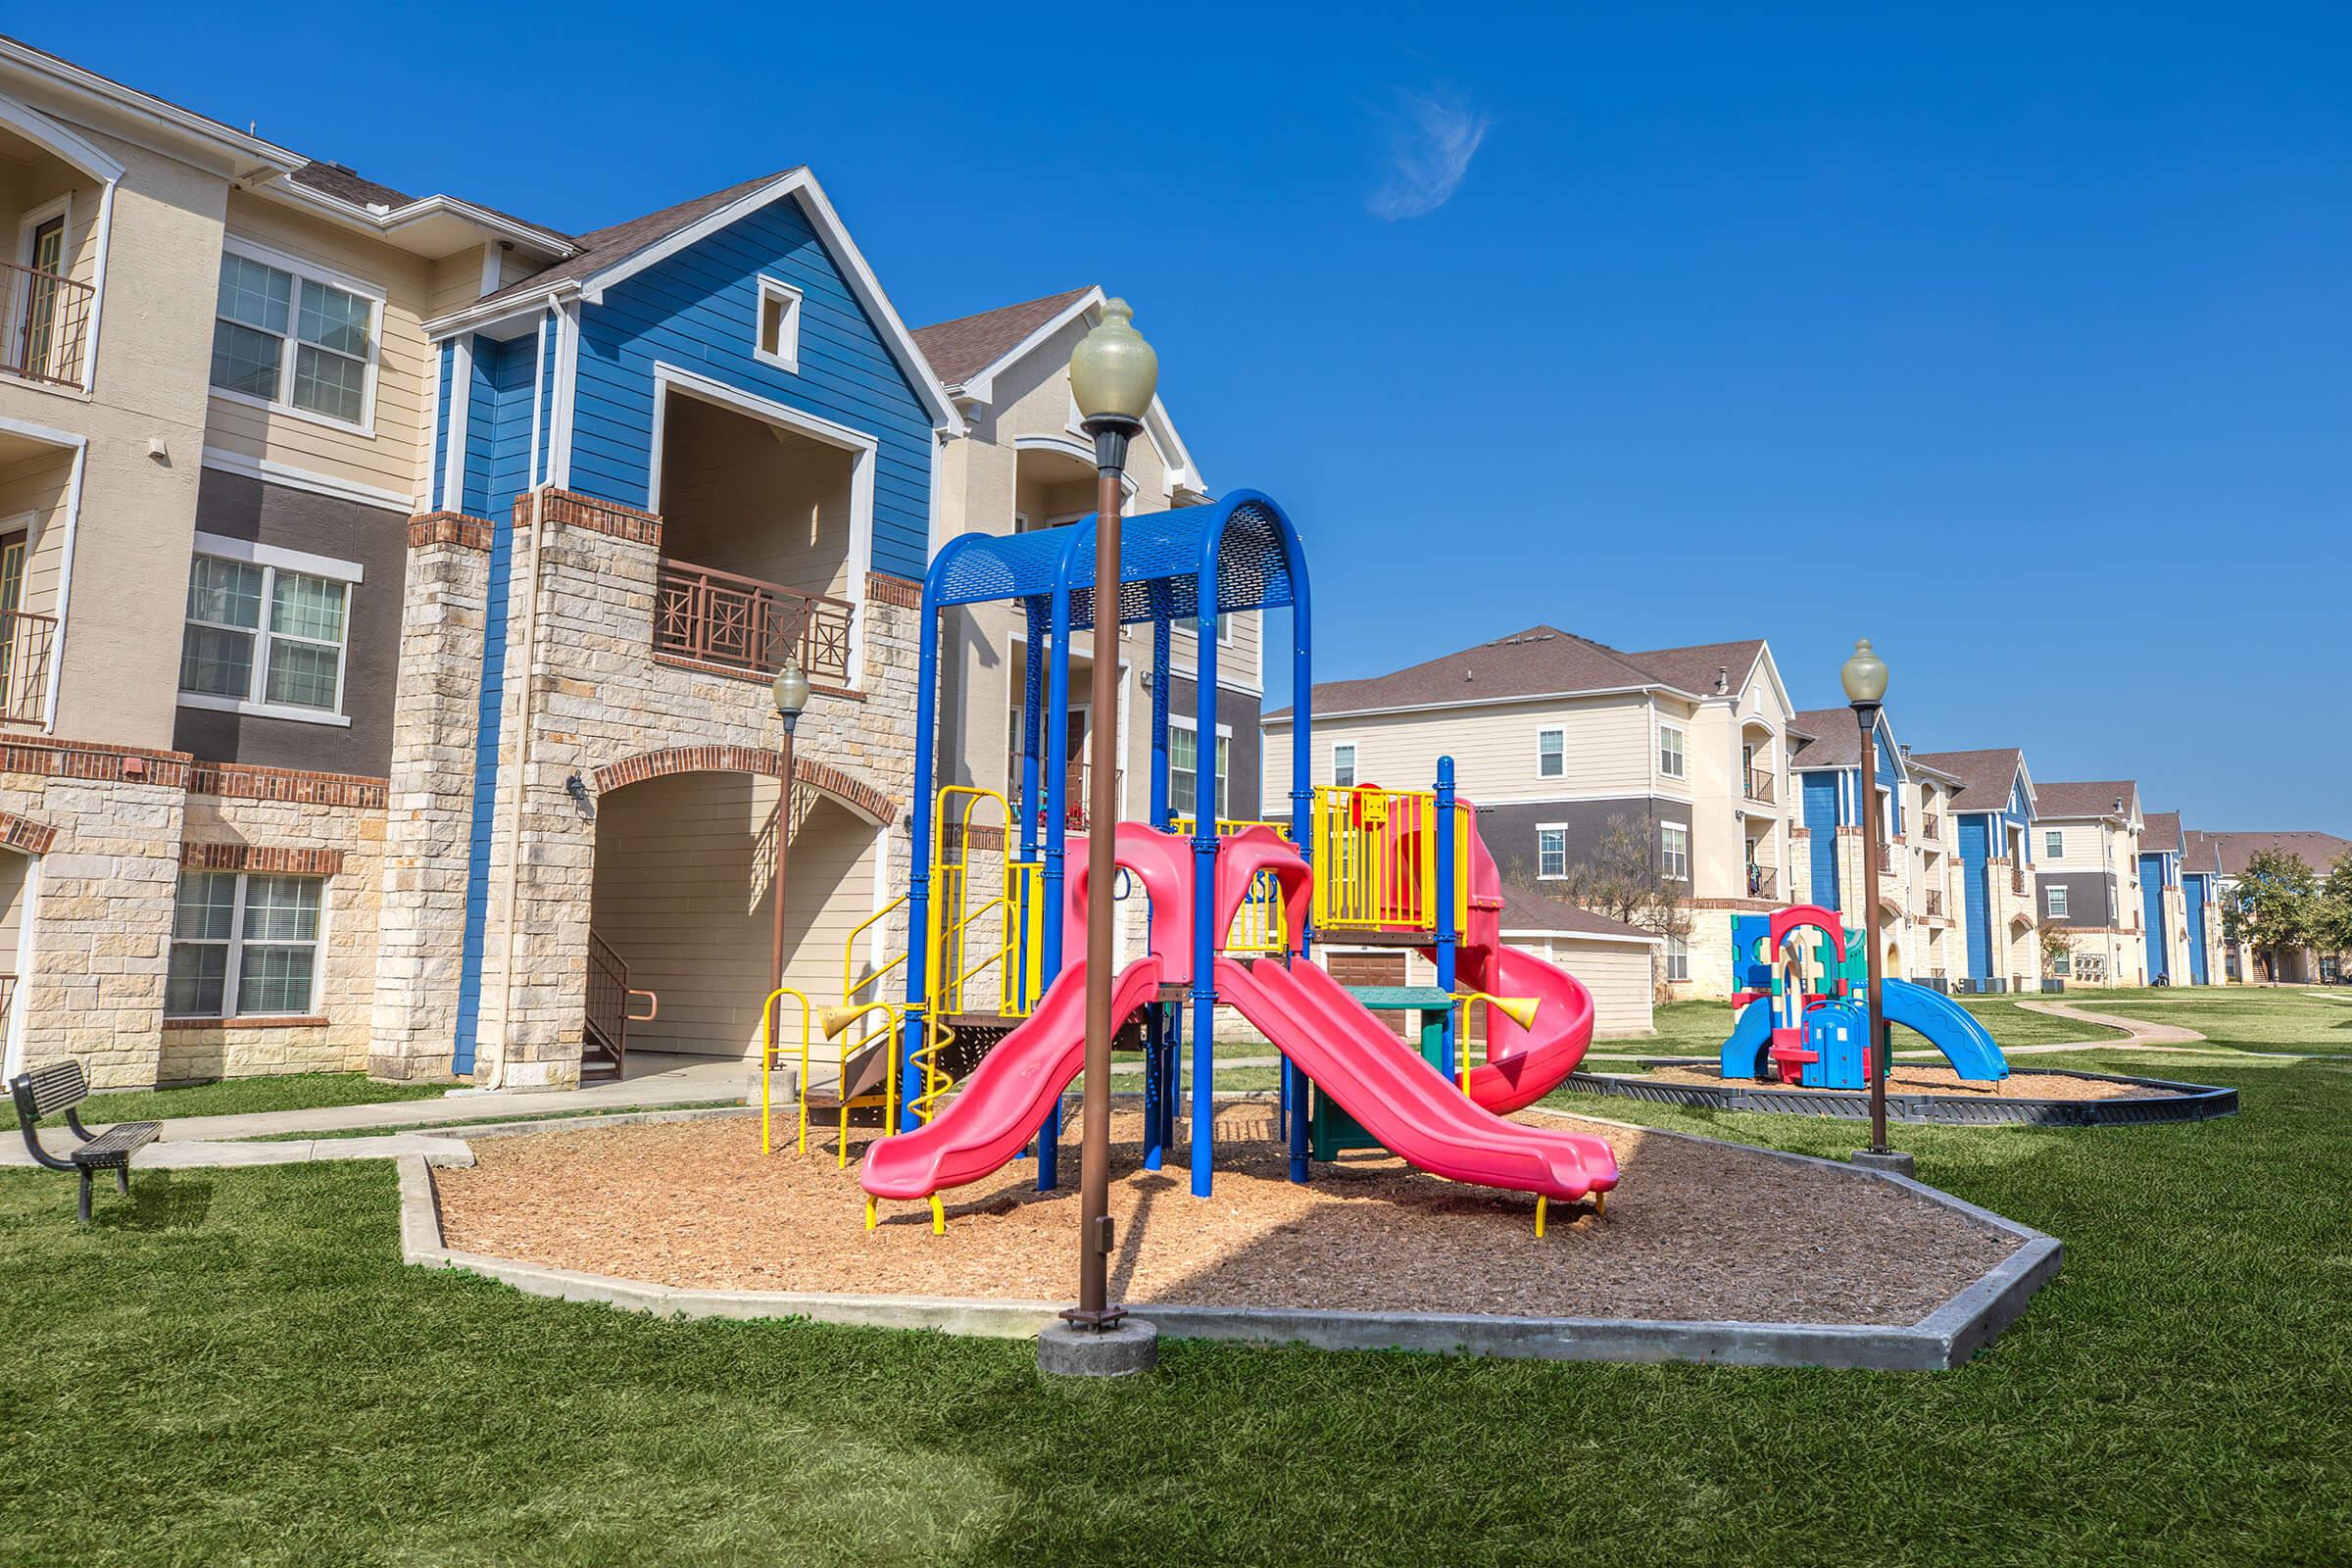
[2014,999,2207,1047]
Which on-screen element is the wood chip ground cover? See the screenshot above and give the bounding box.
[435,1105,2020,1326]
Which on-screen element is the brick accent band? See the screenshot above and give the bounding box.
[186,761,389,809]
[163,1015,329,1032]
[0,736,188,788]
[536,487,662,548]
[0,808,56,855]
[592,746,898,826]
[407,511,495,551]
[181,843,348,876]
[866,571,923,610]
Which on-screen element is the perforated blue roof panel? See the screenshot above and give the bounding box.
[926,490,1303,630]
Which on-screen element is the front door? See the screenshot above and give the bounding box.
[0,530,24,716]
[19,216,64,379]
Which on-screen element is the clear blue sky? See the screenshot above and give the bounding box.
[40,4,2348,833]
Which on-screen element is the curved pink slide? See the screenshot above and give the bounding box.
[1216,956,1617,1203]
[1462,944,1597,1114]
[859,955,1162,1201]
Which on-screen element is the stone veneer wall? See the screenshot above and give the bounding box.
[458,490,921,1091]
[368,514,493,1081]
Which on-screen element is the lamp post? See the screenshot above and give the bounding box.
[768,657,810,1056]
[1842,639,1910,1175]
[1038,298,1159,1378]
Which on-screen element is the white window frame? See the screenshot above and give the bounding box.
[1331,742,1356,789]
[175,531,361,727]
[1661,822,1690,881]
[2045,828,2065,859]
[2046,885,2070,919]
[209,237,386,436]
[1665,935,1690,983]
[1537,824,1568,880]
[752,275,803,372]
[165,869,327,1019]
[1659,723,1687,780]
[1536,726,1565,779]
[1170,716,1231,819]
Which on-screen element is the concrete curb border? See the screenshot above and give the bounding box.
[1560,1063,2238,1126]
[396,1108,2065,1370]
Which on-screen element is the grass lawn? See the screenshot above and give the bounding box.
[2081,988,2352,1054]
[4,1019,2348,1564]
[1,1070,447,1133]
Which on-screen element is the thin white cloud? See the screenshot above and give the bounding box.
[1368,88,1491,220]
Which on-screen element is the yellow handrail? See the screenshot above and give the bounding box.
[909,1012,958,1125]
[1310,785,1440,933]
[843,893,907,1008]
[760,986,812,1155]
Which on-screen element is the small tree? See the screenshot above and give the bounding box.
[2037,922,2075,980]
[2314,851,2352,959]
[2224,849,2318,980]
[1551,813,1693,946]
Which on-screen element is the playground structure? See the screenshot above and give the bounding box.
[1719,904,2008,1089]
[746,490,1622,1232]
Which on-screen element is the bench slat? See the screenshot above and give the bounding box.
[13,1061,90,1118]
[71,1120,159,1168]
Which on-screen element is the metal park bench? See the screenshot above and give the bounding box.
[10,1061,160,1221]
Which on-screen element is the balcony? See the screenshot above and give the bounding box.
[0,609,56,726]
[1926,889,1945,917]
[1,261,92,389]
[1064,763,1121,831]
[1743,768,1775,805]
[1744,864,1778,901]
[2011,866,2029,897]
[1921,814,1941,842]
[652,559,853,689]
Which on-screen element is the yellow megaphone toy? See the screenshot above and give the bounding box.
[1455,992,1542,1030]
[817,1004,871,1040]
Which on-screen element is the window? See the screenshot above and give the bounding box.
[1214,734,1231,817]
[1170,724,1230,818]
[2050,949,2073,978]
[1537,728,1564,778]
[1665,935,1690,983]
[2044,828,2065,858]
[1538,826,1567,879]
[1659,724,1686,780]
[166,871,323,1017]
[177,536,359,722]
[1661,823,1690,880]
[210,247,379,426]
[1332,743,1356,789]
[754,276,802,371]
[2046,885,2070,919]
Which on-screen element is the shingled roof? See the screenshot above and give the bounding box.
[472,170,800,312]
[2138,810,2183,855]
[2187,830,2352,877]
[1496,882,1662,941]
[1266,625,1762,720]
[1620,639,1766,701]
[2034,780,2139,821]
[912,287,1094,387]
[1788,707,1865,768]
[1908,749,2028,810]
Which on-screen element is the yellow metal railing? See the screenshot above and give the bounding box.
[760,985,813,1155]
[1172,814,1295,955]
[930,786,1044,1020]
[1311,785,1438,932]
[843,894,906,1009]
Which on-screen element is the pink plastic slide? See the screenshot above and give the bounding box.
[858,955,1162,1201]
[1215,956,1617,1203]
[1446,804,1599,1112]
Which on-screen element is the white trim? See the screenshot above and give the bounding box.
[548,300,579,489]
[1658,720,1688,781]
[0,90,126,182]
[956,287,1100,407]
[1498,924,1662,947]
[3,851,40,1079]
[1260,681,1699,727]
[198,446,412,513]
[1330,741,1357,790]
[1536,821,1570,881]
[175,691,354,727]
[647,362,878,685]
[477,241,503,298]
[525,315,549,487]
[1013,433,1139,497]
[1535,724,1566,780]
[441,337,473,511]
[0,413,89,736]
[575,169,963,435]
[212,235,386,437]
[79,175,115,393]
[752,275,803,372]
[189,529,364,583]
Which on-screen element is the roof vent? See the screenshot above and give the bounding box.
[1714,664,1729,694]
[1899,744,1912,757]
[1464,667,1475,682]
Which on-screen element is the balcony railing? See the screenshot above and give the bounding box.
[1926,890,1944,917]
[0,610,56,726]
[1921,815,1941,842]
[1,261,92,388]
[653,558,853,688]
[1743,768,1775,805]
[2012,866,2029,896]
[1744,864,1778,901]
[1063,764,1120,831]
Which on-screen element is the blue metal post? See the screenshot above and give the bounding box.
[1189,592,1220,1197]
[1434,755,1459,1084]
[1142,1002,1165,1169]
[1149,587,1173,831]
[1036,586,1073,1190]
[899,583,944,1132]
[1286,551,1314,1183]
[1017,603,1045,1014]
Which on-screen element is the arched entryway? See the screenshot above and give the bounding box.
[583,755,897,1075]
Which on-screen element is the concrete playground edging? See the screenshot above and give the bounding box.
[394,1107,2063,1372]
[1559,1063,2239,1127]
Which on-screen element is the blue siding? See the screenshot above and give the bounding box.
[1959,814,1994,980]
[2183,874,2211,984]
[568,194,935,577]
[2140,853,2169,982]
[451,328,545,1074]
[430,342,455,507]
[1802,772,1841,907]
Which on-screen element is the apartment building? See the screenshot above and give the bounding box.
[2194,829,2352,984]
[1786,710,1966,989]
[1261,625,1794,1004]
[2134,810,2194,985]
[1906,748,2041,991]
[2029,782,2147,986]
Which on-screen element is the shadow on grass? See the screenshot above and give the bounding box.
[117,1171,216,1232]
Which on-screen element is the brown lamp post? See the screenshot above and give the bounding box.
[768,657,810,1053]
[1038,298,1160,1378]
[1842,639,1911,1175]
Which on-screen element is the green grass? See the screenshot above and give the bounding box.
[2082,988,2352,1054]
[3,1016,2348,1564]
[1,1070,446,1133]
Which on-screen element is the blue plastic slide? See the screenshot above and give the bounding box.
[1720,999,1774,1079]
[1881,978,2009,1081]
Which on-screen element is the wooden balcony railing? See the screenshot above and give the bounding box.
[1,261,92,388]
[1743,768,1775,805]
[653,558,854,688]
[0,610,57,726]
